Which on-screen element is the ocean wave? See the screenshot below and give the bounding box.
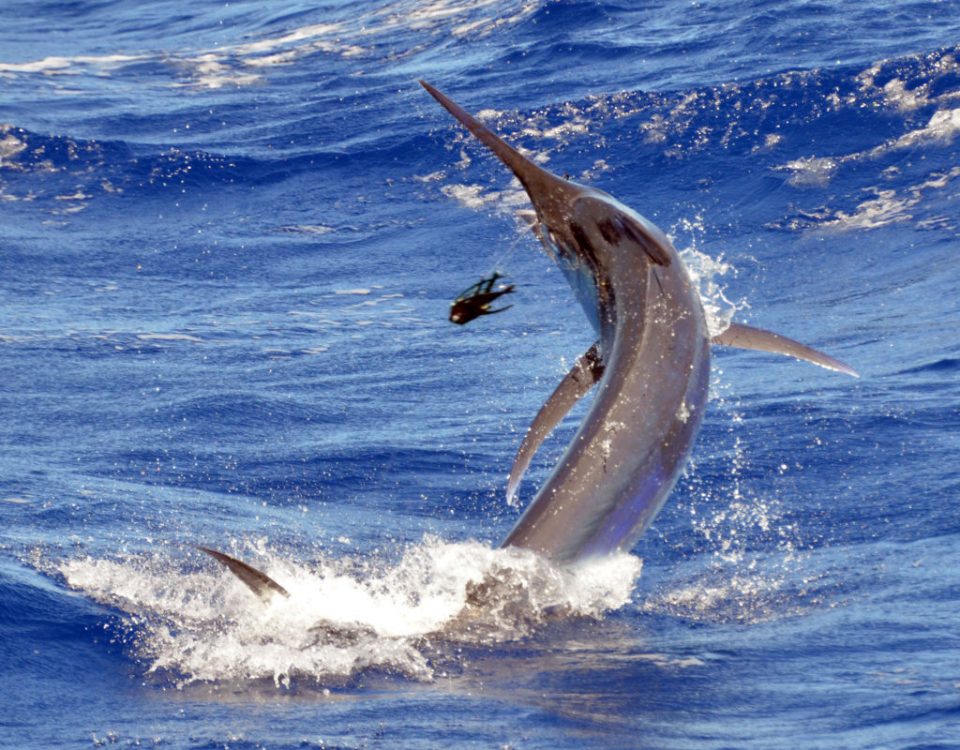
[897,358,960,375]
[4,42,957,230]
[0,124,264,212]
[414,45,959,251]
[159,393,342,429]
[54,538,640,685]
[0,0,541,92]
[771,166,960,232]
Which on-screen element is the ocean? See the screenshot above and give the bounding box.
[2,1,959,747]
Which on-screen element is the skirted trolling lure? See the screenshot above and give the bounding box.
[449,272,515,325]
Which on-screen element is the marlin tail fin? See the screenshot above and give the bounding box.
[198,546,290,601]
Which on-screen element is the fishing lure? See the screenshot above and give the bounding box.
[449,272,515,325]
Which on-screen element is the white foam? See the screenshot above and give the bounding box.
[230,23,344,56]
[441,183,497,210]
[823,188,914,230]
[881,78,930,112]
[776,156,839,187]
[52,204,87,215]
[451,1,538,38]
[55,190,92,202]
[441,181,529,215]
[816,166,960,231]
[57,538,641,685]
[859,52,960,114]
[0,53,146,78]
[279,224,336,235]
[175,56,264,90]
[882,107,960,152]
[776,50,960,189]
[579,158,611,181]
[239,39,366,71]
[414,171,446,183]
[0,131,27,165]
[374,0,537,38]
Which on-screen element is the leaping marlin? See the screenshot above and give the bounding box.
[418,80,857,564]
[201,82,857,598]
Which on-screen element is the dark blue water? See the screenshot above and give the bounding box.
[3,1,960,747]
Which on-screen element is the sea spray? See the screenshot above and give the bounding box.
[58,537,641,686]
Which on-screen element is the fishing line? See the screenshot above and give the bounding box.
[484,227,527,277]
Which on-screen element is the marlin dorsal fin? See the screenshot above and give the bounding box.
[507,343,604,505]
[712,322,859,377]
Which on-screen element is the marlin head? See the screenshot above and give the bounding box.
[420,80,674,348]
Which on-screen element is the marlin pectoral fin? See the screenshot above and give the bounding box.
[199,546,290,601]
[712,322,859,377]
[507,343,604,505]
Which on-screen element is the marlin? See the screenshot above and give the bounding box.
[201,83,857,595]
[417,81,857,564]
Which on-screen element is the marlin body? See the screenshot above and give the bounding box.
[202,83,857,594]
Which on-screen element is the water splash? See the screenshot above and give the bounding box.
[55,537,640,687]
[644,370,818,626]
[671,215,744,337]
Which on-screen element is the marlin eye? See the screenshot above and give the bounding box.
[596,218,621,244]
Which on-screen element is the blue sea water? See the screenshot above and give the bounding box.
[2,0,960,747]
